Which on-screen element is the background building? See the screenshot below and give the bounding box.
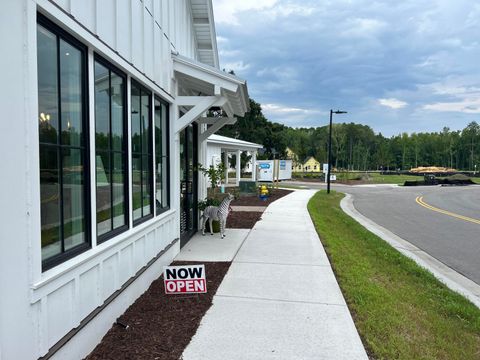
[0,1,248,359]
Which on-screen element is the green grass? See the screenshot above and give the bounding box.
[336,172,421,184]
[308,191,480,360]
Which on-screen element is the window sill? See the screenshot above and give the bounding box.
[31,208,177,297]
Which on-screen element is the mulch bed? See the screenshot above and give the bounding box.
[231,188,292,206]
[226,211,263,229]
[86,190,292,359]
[85,261,231,360]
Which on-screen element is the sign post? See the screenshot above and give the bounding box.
[323,163,329,183]
[164,265,207,295]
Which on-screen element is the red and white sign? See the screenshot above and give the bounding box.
[163,265,207,294]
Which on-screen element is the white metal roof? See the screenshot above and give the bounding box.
[190,0,219,68]
[173,54,250,116]
[207,134,263,151]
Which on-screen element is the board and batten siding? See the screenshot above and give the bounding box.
[45,0,198,96]
[0,0,203,359]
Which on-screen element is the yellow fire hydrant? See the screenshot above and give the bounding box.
[259,185,269,200]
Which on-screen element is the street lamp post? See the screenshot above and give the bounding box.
[327,109,347,194]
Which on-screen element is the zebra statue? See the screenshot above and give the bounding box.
[201,193,234,238]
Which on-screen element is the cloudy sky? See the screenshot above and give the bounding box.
[212,0,480,136]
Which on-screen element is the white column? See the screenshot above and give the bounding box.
[236,150,242,185]
[223,151,229,185]
[251,151,257,181]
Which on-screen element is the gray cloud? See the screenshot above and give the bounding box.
[213,0,480,136]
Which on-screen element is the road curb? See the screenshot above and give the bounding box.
[340,193,480,309]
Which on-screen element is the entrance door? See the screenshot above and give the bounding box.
[180,123,198,247]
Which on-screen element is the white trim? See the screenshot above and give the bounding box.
[88,48,98,248]
[199,117,237,143]
[197,117,237,125]
[174,95,226,133]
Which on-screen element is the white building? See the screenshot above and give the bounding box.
[206,134,263,185]
[0,1,249,359]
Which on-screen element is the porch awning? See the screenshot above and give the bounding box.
[207,134,263,152]
[172,53,250,136]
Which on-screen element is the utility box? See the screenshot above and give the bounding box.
[239,180,257,194]
[257,160,292,182]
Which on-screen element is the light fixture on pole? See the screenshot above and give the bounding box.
[327,109,347,194]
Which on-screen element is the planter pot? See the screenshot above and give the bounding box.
[204,220,220,233]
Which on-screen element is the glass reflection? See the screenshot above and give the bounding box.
[95,61,127,238]
[131,82,152,222]
[38,22,88,266]
[111,73,124,151]
[40,145,62,259]
[37,25,59,145]
[95,62,109,151]
[132,154,142,221]
[96,151,111,236]
[60,40,83,147]
[112,152,125,228]
[62,148,85,250]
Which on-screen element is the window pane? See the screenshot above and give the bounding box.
[40,145,62,260]
[141,93,150,154]
[37,25,59,145]
[62,148,86,250]
[162,104,168,156]
[60,40,83,147]
[142,155,152,216]
[132,154,142,221]
[96,151,111,236]
[155,99,162,214]
[111,72,124,152]
[95,62,110,151]
[161,103,169,208]
[112,152,126,228]
[131,84,141,153]
[162,156,168,208]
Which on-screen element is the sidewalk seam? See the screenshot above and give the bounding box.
[215,294,348,307]
[232,260,331,267]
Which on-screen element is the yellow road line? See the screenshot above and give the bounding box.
[415,196,480,225]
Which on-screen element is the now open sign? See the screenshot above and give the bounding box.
[163,265,207,294]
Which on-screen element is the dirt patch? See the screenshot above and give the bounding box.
[227,211,262,229]
[85,261,231,360]
[231,188,292,206]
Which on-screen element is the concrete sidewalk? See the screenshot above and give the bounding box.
[181,190,368,360]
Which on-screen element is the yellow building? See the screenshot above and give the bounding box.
[302,156,322,172]
[286,147,322,172]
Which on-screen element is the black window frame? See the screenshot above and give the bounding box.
[37,13,91,271]
[154,96,171,215]
[94,54,130,243]
[131,80,154,226]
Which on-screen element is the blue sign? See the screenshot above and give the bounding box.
[280,160,286,170]
[259,163,270,169]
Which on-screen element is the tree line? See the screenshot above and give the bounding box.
[218,98,480,171]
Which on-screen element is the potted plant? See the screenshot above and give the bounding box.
[198,162,226,196]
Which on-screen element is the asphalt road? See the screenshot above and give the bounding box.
[283,181,480,286]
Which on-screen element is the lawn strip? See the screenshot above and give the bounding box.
[308,191,480,360]
[86,261,231,360]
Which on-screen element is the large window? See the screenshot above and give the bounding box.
[154,97,170,214]
[131,81,153,224]
[94,57,128,241]
[37,15,90,270]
